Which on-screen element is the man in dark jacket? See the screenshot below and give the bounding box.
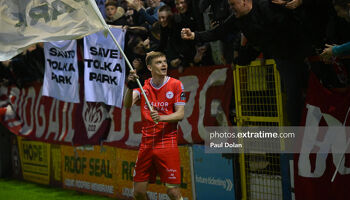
[182,0,314,61]
[182,0,315,125]
[158,5,196,72]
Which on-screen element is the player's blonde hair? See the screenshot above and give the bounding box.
[145,51,166,65]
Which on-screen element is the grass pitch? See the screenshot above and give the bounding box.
[0,178,114,200]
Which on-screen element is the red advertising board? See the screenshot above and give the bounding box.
[0,65,233,147]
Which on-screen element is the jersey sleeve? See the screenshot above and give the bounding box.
[174,81,186,106]
[134,88,141,99]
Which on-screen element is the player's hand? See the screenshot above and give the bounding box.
[181,28,195,40]
[128,70,139,82]
[150,109,160,123]
[127,69,139,89]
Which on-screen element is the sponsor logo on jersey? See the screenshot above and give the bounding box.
[144,101,169,111]
[167,169,177,180]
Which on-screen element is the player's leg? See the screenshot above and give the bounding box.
[133,181,149,200]
[133,148,153,200]
[165,183,183,200]
[154,147,183,200]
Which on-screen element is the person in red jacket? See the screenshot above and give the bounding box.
[124,51,185,200]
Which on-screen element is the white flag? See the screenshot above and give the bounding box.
[0,0,105,61]
[42,40,80,103]
[84,28,126,108]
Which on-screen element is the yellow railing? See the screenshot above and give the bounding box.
[234,59,284,200]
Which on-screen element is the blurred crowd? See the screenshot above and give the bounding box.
[0,0,224,88]
[1,0,350,124]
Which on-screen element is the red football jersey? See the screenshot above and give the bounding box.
[134,76,186,148]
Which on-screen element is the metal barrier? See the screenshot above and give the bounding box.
[234,59,285,200]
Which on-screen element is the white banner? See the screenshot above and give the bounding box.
[0,0,105,61]
[84,28,126,108]
[43,40,80,103]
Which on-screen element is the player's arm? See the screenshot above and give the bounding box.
[124,70,140,108]
[150,105,184,123]
[124,88,140,108]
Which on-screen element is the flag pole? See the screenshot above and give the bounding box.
[331,139,350,182]
[331,108,350,182]
[105,27,154,114]
[87,0,155,116]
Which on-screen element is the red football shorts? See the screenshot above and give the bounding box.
[133,147,181,184]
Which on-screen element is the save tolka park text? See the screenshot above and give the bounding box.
[85,47,122,85]
[47,47,76,84]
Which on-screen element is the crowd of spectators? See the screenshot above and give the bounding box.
[1,0,350,125]
[0,0,220,88]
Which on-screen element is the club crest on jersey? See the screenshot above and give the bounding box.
[166,91,174,99]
